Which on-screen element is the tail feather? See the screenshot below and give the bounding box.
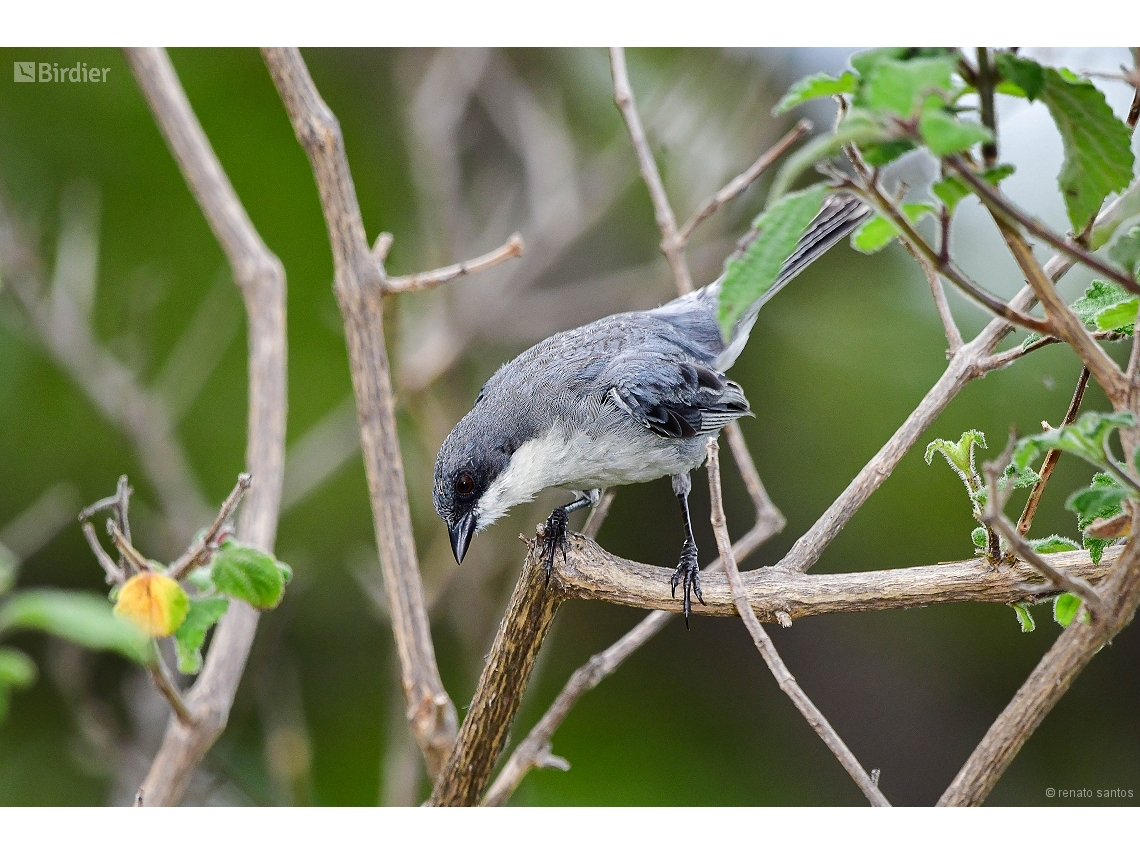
[714,193,870,369]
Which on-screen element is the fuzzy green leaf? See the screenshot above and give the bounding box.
[983,164,1016,184]
[850,203,934,254]
[718,184,828,338]
[971,527,989,550]
[860,140,916,167]
[210,542,291,610]
[918,110,993,156]
[861,57,955,118]
[994,53,1045,101]
[1094,298,1138,333]
[1053,592,1081,627]
[925,429,986,476]
[1108,225,1140,276]
[0,590,152,663]
[1075,472,1126,565]
[933,176,970,211]
[849,48,911,78]
[1071,280,1135,328]
[1028,534,1080,554]
[1013,411,1136,471]
[1039,66,1135,230]
[172,596,229,675]
[773,71,857,115]
[1012,603,1036,633]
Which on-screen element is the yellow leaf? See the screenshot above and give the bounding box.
[113,572,190,638]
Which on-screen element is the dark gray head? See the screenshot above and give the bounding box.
[433,404,523,564]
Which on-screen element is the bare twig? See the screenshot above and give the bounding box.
[580,490,616,541]
[948,156,1140,297]
[148,660,193,728]
[978,331,1122,373]
[107,520,151,576]
[81,522,125,587]
[979,448,1106,616]
[907,242,963,356]
[939,535,1140,805]
[483,609,670,806]
[385,233,524,293]
[706,439,889,806]
[0,484,79,563]
[609,47,693,295]
[124,47,288,806]
[262,46,457,777]
[678,119,813,243]
[167,473,251,581]
[1017,368,1090,536]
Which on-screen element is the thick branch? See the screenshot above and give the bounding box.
[706,440,889,806]
[261,47,457,777]
[124,47,288,806]
[428,540,565,806]
[609,47,693,295]
[939,535,1140,805]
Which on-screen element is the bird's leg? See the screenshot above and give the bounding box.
[669,473,703,627]
[539,490,599,581]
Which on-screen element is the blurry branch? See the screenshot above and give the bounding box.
[705,439,889,807]
[384,232,524,294]
[166,473,250,581]
[678,119,812,243]
[280,396,361,513]
[482,609,669,806]
[939,535,1140,806]
[0,194,212,543]
[0,483,80,563]
[609,47,693,295]
[123,47,288,807]
[263,46,478,779]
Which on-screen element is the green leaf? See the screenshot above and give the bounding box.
[1070,280,1135,327]
[1087,536,1112,565]
[925,429,986,477]
[210,542,291,610]
[1067,478,1131,520]
[1013,411,1136,471]
[718,184,828,338]
[1012,603,1036,633]
[861,57,955,117]
[0,543,17,597]
[983,164,1016,184]
[1053,592,1081,627]
[0,590,152,664]
[1091,178,1140,250]
[773,71,857,115]
[1094,297,1138,333]
[1039,65,1135,230]
[849,48,911,78]
[172,596,229,675]
[0,647,37,689]
[1108,225,1140,276]
[1028,534,1079,554]
[971,526,989,550]
[860,139,916,167]
[933,176,970,211]
[850,203,934,254]
[918,109,993,156]
[766,112,888,202]
[994,53,1045,101]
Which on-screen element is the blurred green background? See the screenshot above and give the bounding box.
[0,47,1137,806]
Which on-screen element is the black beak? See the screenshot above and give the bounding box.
[448,512,477,564]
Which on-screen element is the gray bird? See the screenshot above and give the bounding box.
[433,194,869,621]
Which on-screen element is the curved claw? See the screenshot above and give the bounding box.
[539,507,570,582]
[670,542,702,628]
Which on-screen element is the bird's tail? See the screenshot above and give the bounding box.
[715,193,870,367]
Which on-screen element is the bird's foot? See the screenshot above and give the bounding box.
[670,541,703,628]
[539,507,570,582]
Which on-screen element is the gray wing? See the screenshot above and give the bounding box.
[601,355,750,439]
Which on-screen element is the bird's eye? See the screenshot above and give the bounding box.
[455,472,476,496]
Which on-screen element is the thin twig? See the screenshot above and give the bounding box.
[904,237,963,356]
[107,520,151,576]
[706,439,889,806]
[1016,368,1089,536]
[678,119,813,243]
[608,47,693,295]
[262,46,457,778]
[148,659,193,728]
[124,47,288,807]
[947,155,1140,296]
[81,522,126,587]
[978,331,1122,372]
[580,490,616,540]
[482,609,671,806]
[384,233,525,293]
[167,473,252,580]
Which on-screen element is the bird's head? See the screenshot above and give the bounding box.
[433,408,520,565]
